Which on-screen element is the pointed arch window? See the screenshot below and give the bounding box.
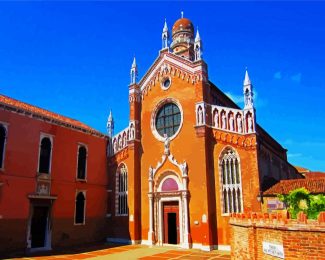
[75,192,86,224]
[77,145,87,180]
[115,164,128,216]
[0,124,7,169]
[38,136,52,174]
[220,149,243,214]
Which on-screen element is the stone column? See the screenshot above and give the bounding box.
[148,169,155,244]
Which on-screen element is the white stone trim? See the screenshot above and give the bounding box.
[150,98,183,142]
[218,244,231,251]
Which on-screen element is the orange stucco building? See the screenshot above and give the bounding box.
[105,16,301,251]
[0,15,302,255]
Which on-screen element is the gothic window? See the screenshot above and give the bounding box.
[75,192,86,224]
[77,145,87,180]
[38,137,52,174]
[116,164,128,216]
[155,103,181,138]
[220,149,243,214]
[0,125,7,169]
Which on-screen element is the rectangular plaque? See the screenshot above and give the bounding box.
[262,241,284,259]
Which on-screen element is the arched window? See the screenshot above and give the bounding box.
[0,125,6,169]
[75,192,85,224]
[220,149,243,214]
[116,164,128,216]
[77,146,87,180]
[38,137,52,174]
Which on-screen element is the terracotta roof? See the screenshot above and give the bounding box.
[264,178,325,195]
[304,172,325,179]
[0,94,104,137]
[294,165,310,173]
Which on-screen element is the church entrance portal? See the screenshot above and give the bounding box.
[30,206,49,248]
[163,201,179,244]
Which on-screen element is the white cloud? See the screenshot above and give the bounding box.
[274,71,282,79]
[291,73,302,83]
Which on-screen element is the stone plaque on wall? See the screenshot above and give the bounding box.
[262,241,284,259]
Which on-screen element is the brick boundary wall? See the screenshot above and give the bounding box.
[229,211,325,260]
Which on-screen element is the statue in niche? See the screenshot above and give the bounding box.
[130,124,135,140]
[222,113,226,129]
[118,137,122,149]
[229,115,234,131]
[248,114,253,133]
[38,184,48,195]
[113,140,117,153]
[197,107,203,125]
[214,111,219,127]
[237,116,242,133]
[123,134,127,146]
[181,161,188,176]
[164,134,170,155]
[149,166,154,180]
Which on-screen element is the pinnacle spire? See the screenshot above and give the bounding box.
[163,18,168,32]
[195,28,201,42]
[106,110,114,137]
[131,57,137,69]
[244,69,251,85]
[181,11,184,18]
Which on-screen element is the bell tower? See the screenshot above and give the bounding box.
[170,12,195,60]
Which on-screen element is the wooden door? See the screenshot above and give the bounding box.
[31,206,49,248]
[163,201,179,244]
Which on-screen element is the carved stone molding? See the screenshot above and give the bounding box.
[214,130,257,149]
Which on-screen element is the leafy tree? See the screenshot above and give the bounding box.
[278,187,325,219]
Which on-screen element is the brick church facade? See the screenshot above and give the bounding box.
[0,16,301,254]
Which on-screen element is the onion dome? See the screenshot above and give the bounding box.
[172,18,194,36]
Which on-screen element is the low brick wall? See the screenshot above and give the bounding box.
[229,212,325,260]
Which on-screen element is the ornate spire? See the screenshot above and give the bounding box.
[181,11,184,18]
[106,110,114,137]
[162,19,169,49]
[130,56,138,84]
[244,69,251,86]
[195,28,201,42]
[243,69,254,109]
[194,27,203,61]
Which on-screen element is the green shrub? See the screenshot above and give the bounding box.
[277,187,325,219]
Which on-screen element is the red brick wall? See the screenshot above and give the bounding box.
[230,212,325,260]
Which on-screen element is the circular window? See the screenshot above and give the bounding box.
[161,77,171,90]
[155,102,181,138]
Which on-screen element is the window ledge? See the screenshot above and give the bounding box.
[221,213,231,217]
[74,222,85,226]
[76,178,87,182]
[115,214,128,217]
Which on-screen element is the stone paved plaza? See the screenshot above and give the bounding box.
[7,245,230,260]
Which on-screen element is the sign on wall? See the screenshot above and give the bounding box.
[262,241,285,259]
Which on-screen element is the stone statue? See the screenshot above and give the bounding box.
[248,114,253,133]
[149,166,154,180]
[198,107,203,125]
[214,111,219,127]
[229,115,234,131]
[222,113,226,129]
[237,116,242,133]
[181,161,188,176]
[129,124,135,140]
[164,134,170,155]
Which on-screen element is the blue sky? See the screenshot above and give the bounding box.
[0,2,324,171]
